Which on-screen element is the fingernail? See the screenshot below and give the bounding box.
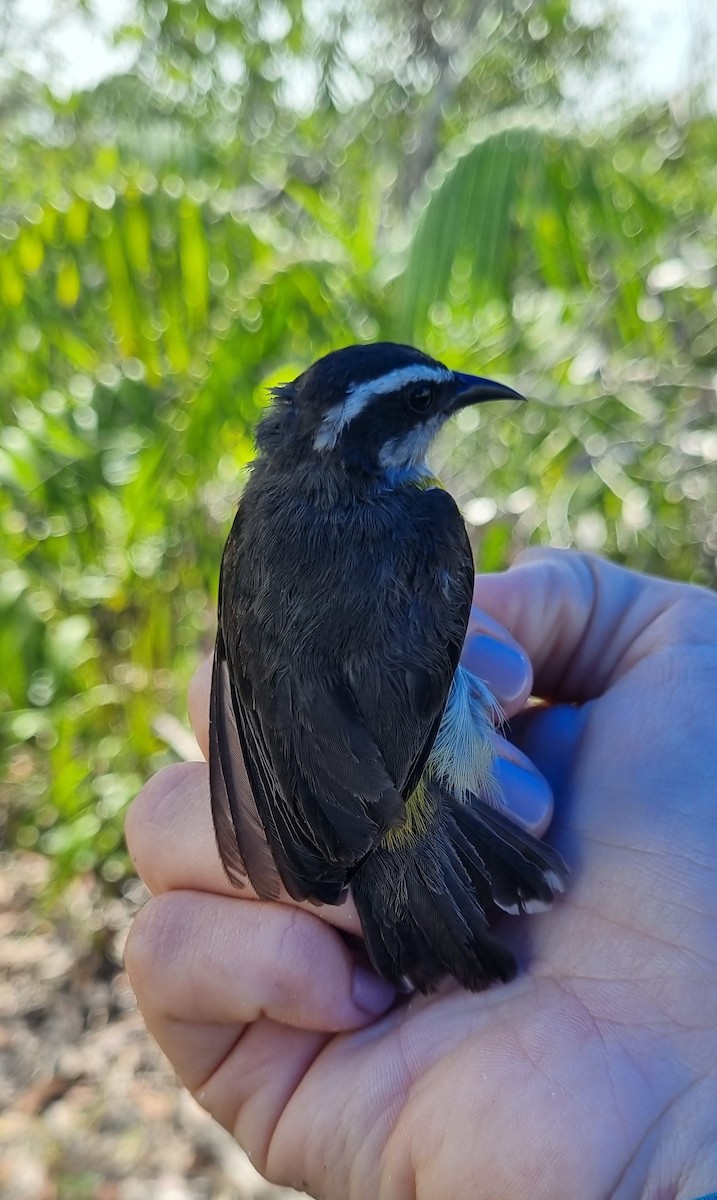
[494,756,552,833]
[463,635,530,707]
[352,966,396,1016]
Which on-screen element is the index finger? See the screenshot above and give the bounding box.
[125,760,365,934]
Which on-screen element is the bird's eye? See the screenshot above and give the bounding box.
[407,385,434,414]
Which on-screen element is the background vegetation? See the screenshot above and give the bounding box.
[1,0,716,886]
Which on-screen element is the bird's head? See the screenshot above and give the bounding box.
[258,342,522,479]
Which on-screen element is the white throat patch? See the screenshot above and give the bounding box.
[378,413,445,472]
[313,363,451,452]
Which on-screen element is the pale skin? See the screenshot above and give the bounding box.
[125,548,717,1200]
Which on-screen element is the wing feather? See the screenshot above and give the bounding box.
[209,631,281,899]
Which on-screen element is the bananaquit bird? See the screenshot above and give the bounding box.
[209,342,566,993]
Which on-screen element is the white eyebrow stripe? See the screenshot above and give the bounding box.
[313,363,451,451]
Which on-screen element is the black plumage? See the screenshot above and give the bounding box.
[209,343,567,992]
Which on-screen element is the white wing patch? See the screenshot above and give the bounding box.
[313,363,451,452]
[429,665,504,806]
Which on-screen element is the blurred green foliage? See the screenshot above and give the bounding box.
[1,0,715,885]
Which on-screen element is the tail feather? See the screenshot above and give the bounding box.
[448,796,566,915]
[351,784,567,993]
[351,849,447,988]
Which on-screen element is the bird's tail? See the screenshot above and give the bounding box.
[350,784,567,993]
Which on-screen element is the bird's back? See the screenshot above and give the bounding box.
[221,457,474,800]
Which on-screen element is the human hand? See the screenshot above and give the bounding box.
[125,549,717,1200]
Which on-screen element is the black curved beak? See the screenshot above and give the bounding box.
[450,371,525,412]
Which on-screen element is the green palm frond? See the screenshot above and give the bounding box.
[401,120,664,343]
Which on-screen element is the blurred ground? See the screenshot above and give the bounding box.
[0,852,304,1200]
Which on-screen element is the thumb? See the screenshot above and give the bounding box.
[473,548,684,702]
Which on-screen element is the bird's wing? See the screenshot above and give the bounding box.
[211,623,406,903]
[209,627,282,899]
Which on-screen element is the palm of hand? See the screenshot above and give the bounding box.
[230,708,709,1200]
